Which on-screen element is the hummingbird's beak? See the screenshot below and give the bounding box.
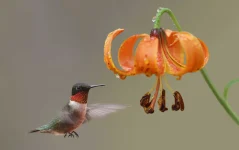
[90,84,105,88]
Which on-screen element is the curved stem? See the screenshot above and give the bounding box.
[154,7,182,30]
[224,78,239,100]
[201,69,239,124]
[153,7,239,125]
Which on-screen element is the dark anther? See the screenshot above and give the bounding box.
[150,28,160,38]
[172,101,180,111]
[140,92,151,108]
[158,89,168,112]
[140,92,154,114]
[172,91,184,111]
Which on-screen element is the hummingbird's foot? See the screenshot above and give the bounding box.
[68,133,74,138]
[64,132,75,138]
[172,91,184,111]
[157,89,168,112]
[72,131,79,138]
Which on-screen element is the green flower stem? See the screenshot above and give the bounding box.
[153,7,239,125]
[201,69,239,124]
[153,7,181,30]
[224,78,239,100]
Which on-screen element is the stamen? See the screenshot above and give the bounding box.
[139,76,160,114]
[158,76,169,112]
[139,78,157,108]
[159,76,163,95]
[158,89,168,112]
[140,92,151,108]
[144,76,161,113]
[149,80,157,94]
[162,75,174,94]
[172,91,185,111]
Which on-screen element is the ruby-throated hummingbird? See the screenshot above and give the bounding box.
[29,83,129,138]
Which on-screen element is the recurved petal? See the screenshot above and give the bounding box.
[159,29,185,76]
[165,29,184,65]
[176,31,207,73]
[104,29,138,79]
[198,38,209,67]
[161,30,209,78]
[118,33,148,72]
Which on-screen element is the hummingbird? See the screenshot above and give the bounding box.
[29,82,129,138]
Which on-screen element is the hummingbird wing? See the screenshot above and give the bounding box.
[83,104,130,123]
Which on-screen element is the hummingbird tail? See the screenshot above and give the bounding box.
[29,129,40,133]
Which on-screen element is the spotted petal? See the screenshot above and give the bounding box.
[135,36,165,76]
[104,28,147,79]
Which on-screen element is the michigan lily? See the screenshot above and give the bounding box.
[104,26,209,113]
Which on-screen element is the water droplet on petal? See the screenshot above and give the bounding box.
[115,74,120,79]
[119,75,126,80]
[115,74,126,80]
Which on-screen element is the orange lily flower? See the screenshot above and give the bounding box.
[104,28,209,113]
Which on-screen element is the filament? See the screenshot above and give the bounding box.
[162,75,174,94]
[148,77,158,93]
[159,76,163,94]
[149,76,161,108]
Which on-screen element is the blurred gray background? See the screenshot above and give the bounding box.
[1,0,239,150]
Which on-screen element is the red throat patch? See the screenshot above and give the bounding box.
[70,92,88,104]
